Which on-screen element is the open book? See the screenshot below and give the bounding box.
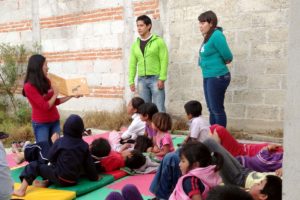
[48,73,89,96]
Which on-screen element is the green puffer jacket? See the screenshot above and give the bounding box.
[129,34,169,85]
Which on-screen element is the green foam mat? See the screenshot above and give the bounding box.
[172,136,185,148]
[49,174,115,196]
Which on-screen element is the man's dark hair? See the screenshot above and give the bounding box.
[184,100,202,117]
[138,102,158,120]
[90,138,111,158]
[136,15,152,26]
[125,150,146,169]
[261,175,282,200]
[207,185,253,200]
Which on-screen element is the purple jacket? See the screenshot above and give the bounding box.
[236,148,282,172]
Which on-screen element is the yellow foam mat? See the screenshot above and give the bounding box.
[12,183,76,200]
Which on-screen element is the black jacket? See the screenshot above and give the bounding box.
[47,135,98,182]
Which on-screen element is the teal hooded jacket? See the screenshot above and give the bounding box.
[199,29,233,78]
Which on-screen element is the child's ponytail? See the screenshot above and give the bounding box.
[180,142,224,172]
[210,151,223,171]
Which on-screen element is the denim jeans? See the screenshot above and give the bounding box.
[138,75,166,112]
[149,150,181,199]
[32,120,60,143]
[203,72,231,127]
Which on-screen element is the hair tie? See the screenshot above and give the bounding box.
[211,152,214,157]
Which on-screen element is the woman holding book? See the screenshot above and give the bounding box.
[22,54,79,145]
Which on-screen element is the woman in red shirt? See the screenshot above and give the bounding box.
[23,54,77,144]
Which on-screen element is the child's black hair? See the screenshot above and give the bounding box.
[131,97,145,113]
[180,142,223,172]
[90,138,111,158]
[261,175,282,200]
[138,102,158,120]
[207,185,253,200]
[152,112,172,132]
[184,100,202,117]
[125,150,146,169]
[134,135,153,152]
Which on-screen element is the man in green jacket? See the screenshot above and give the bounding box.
[129,15,168,112]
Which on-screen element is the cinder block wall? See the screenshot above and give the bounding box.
[0,0,289,132]
[161,0,289,132]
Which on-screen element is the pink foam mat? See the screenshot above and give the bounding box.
[83,132,110,144]
[6,153,27,168]
[108,174,155,196]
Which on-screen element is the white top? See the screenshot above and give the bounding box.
[0,141,13,199]
[188,116,210,142]
[121,113,146,140]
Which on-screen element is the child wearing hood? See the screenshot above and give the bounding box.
[13,114,99,197]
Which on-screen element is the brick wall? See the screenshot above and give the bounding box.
[0,0,289,131]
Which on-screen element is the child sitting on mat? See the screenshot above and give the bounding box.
[148,112,175,159]
[13,114,99,197]
[108,97,146,152]
[183,100,210,144]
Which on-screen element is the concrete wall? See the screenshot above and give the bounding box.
[0,0,290,132]
[283,0,300,198]
[162,0,289,132]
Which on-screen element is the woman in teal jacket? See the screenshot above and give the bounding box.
[198,11,233,127]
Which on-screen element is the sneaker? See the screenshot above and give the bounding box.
[0,132,9,139]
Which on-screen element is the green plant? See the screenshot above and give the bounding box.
[15,99,31,124]
[0,43,30,112]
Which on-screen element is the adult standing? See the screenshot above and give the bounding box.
[22,54,77,144]
[198,11,233,127]
[129,15,169,112]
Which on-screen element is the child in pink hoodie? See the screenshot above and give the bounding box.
[169,142,223,200]
[105,142,222,200]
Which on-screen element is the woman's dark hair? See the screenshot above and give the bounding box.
[134,135,153,152]
[136,15,152,31]
[152,112,172,132]
[22,54,50,96]
[125,149,146,169]
[138,102,158,120]
[261,175,282,200]
[131,97,145,113]
[184,100,202,117]
[90,138,111,158]
[180,142,223,172]
[198,10,220,43]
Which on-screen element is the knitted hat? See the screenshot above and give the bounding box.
[63,114,84,138]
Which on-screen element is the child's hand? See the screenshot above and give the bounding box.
[267,144,281,152]
[147,147,153,153]
[153,146,160,153]
[275,168,282,177]
[51,133,60,143]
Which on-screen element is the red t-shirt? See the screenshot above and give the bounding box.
[24,82,60,123]
[100,151,125,172]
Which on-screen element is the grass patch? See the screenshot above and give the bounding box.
[83,108,132,131]
[1,120,34,147]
